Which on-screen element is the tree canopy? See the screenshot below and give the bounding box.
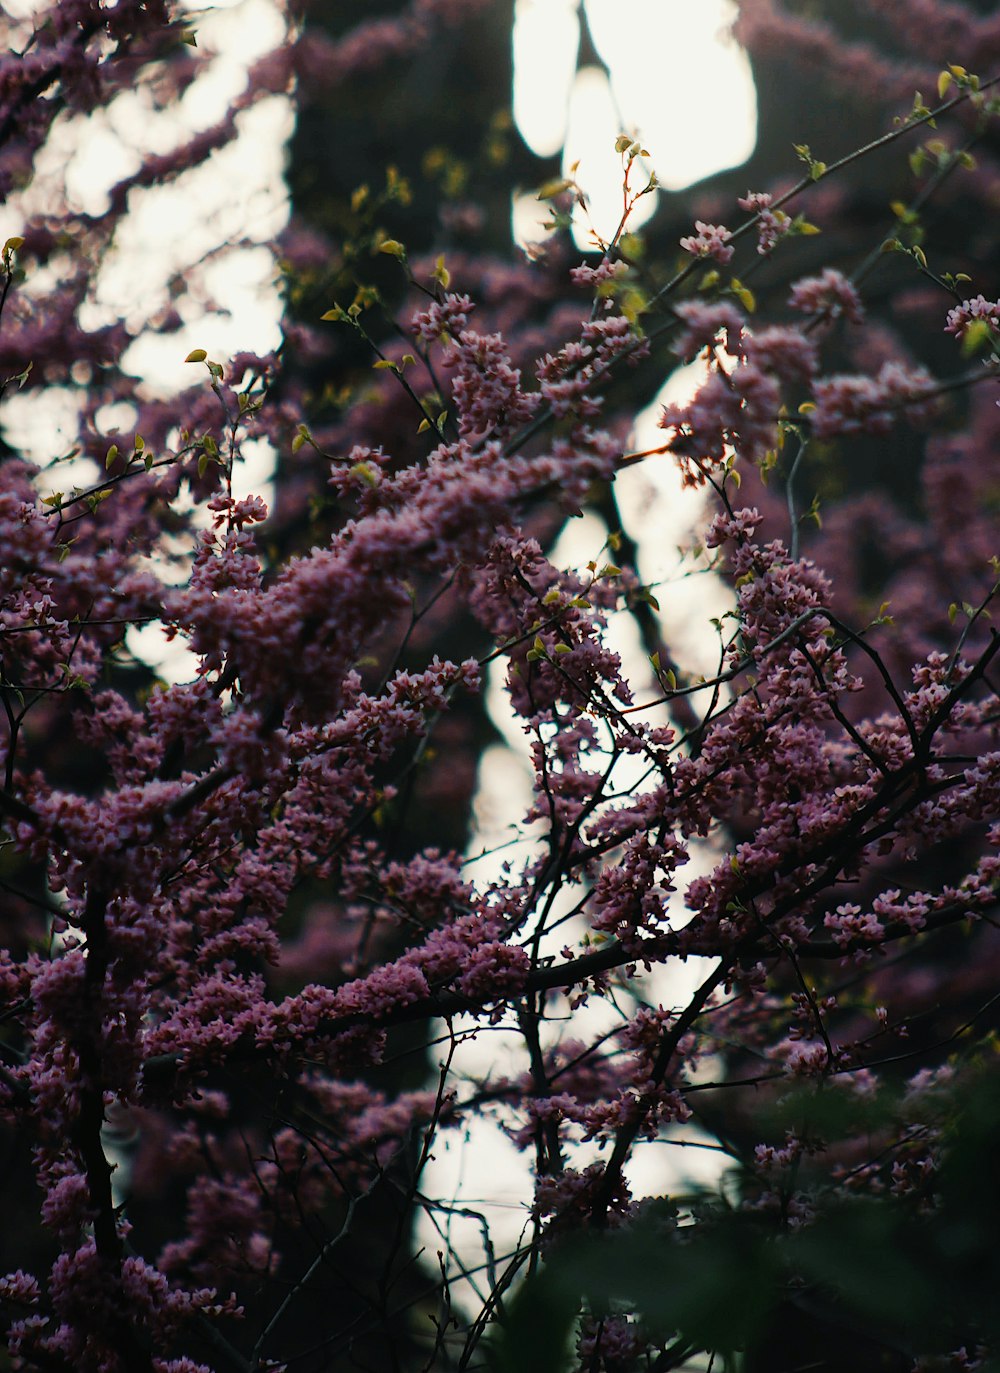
[2,2,1000,1370]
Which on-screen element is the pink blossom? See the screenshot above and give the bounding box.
[0,1271,40,1306]
[945,294,1000,340]
[811,361,936,437]
[789,267,865,325]
[570,257,625,289]
[670,300,746,363]
[738,189,792,254]
[680,219,734,264]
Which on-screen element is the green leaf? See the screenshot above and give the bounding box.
[546,1208,779,1356]
[349,461,379,487]
[487,1272,577,1373]
[731,279,756,312]
[960,318,994,356]
[536,177,573,201]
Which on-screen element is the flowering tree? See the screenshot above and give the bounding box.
[3,2,1000,1371]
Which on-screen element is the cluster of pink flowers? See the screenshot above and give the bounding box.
[810,359,937,437]
[659,316,785,475]
[789,267,866,326]
[738,188,792,254]
[679,219,735,264]
[569,257,626,290]
[944,294,1000,340]
[436,324,541,439]
[3,2,1000,1370]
